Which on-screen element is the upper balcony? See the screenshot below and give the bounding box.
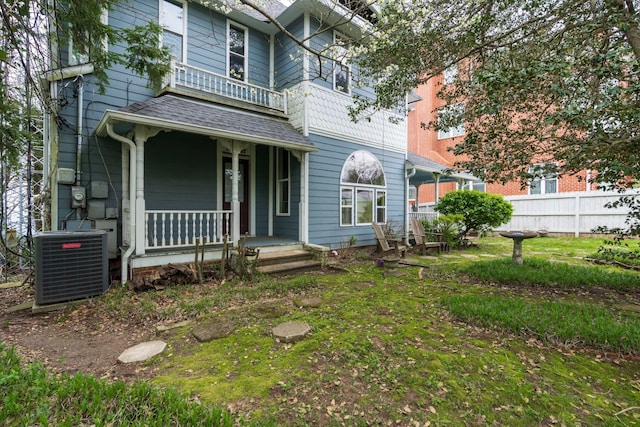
[162,60,288,115]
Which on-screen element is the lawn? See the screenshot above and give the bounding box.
[2,236,640,426]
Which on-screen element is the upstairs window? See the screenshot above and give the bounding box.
[340,151,386,226]
[529,163,558,194]
[443,64,457,84]
[67,9,109,66]
[161,0,185,61]
[437,102,465,139]
[333,33,350,94]
[228,22,248,81]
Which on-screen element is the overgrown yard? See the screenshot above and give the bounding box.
[2,236,640,425]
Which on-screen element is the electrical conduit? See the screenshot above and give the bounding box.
[106,123,136,283]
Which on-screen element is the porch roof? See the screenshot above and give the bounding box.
[407,151,478,185]
[95,94,317,152]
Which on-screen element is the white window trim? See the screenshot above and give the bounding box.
[160,0,188,63]
[340,186,354,226]
[355,187,375,226]
[227,20,249,82]
[276,148,290,216]
[443,64,457,84]
[376,189,387,224]
[437,102,465,139]
[528,162,558,195]
[67,9,109,67]
[333,32,351,95]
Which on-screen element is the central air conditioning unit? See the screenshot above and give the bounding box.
[34,230,109,305]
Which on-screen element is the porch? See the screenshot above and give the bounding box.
[95,94,317,281]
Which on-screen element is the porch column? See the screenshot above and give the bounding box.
[134,136,146,256]
[295,151,308,243]
[134,125,162,256]
[433,173,441,203]
[231,141,244,246]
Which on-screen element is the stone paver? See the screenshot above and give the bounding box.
[192,319,236,342]
[293,297,323,308]
[272,321,311,343]
[459,254,479,259]
[118,340,166,363]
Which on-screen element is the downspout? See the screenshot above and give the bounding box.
[106,123,136,283]
[75,75,84,219]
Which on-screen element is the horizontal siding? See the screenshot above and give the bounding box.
[145,132,218,210]
[307,135,406,249]
[254,146,270,235]
[274,17,305,89]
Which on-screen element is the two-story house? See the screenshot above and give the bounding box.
[43,0,407,281]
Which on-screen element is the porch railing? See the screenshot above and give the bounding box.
[409,212,439,223]
[145,210,233,250]
[165,60,287,113]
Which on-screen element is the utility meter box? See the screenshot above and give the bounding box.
[71,186,86,208]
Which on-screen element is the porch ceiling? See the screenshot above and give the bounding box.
[407,151,478,185]
[95,94,317,152]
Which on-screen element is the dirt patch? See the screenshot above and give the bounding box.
[0,283,161,382]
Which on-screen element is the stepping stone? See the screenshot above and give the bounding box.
[293,297,323,308]
[272,321,311,343]
[460,254,479,259]
[118,340,166,364]
[192,319,236,342]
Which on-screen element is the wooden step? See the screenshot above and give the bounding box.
[257,259,322,275]
[257,249,313,266]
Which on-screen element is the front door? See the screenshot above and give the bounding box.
[223,157,249,235]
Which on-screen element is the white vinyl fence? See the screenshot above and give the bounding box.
[418,190,638,237]
[496,191,638,236]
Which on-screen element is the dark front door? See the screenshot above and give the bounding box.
[223,157,249,235]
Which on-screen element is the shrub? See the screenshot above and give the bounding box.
[423,214,465,248]
[434,190,513,238]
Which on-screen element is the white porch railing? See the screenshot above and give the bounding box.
[145,210,233,250]
[409,212,439,223]
[165,60,287,113]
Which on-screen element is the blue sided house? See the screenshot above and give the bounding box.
[43,0,408,281]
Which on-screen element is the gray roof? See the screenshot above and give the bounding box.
[96,94,315,151]
[407,151,477,184]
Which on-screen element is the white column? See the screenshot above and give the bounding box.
[232,142,241,245]
[135,136,146,255]
[299,152,308,243]
[434,173,441,203]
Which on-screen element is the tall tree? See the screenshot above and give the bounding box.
[349,0,640,234]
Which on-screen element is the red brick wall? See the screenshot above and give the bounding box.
[408,75,599,206]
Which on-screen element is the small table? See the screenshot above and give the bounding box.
[499,231,538,265]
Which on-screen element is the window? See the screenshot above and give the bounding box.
[408,185,417,200]
[334,33,350,94]
[460,181,486,192]
[161,0,185,62]
[276,148,290,215]
[228,22,247,81]
[437,102,465,139]
[443,64,457,84]
[529,163,558,194]
[340,151,386,226]
[68,9,109,66]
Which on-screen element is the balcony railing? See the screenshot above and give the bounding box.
[165,60,287,113]
[145,209,232,250]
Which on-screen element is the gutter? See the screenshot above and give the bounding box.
[106,123,136,283]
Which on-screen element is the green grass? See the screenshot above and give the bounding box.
[0,344,243,426]
[440,295,640,354]
[454,257,640,290]
[3,236,640,425]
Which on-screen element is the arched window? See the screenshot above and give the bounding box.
[340,151,387,226]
